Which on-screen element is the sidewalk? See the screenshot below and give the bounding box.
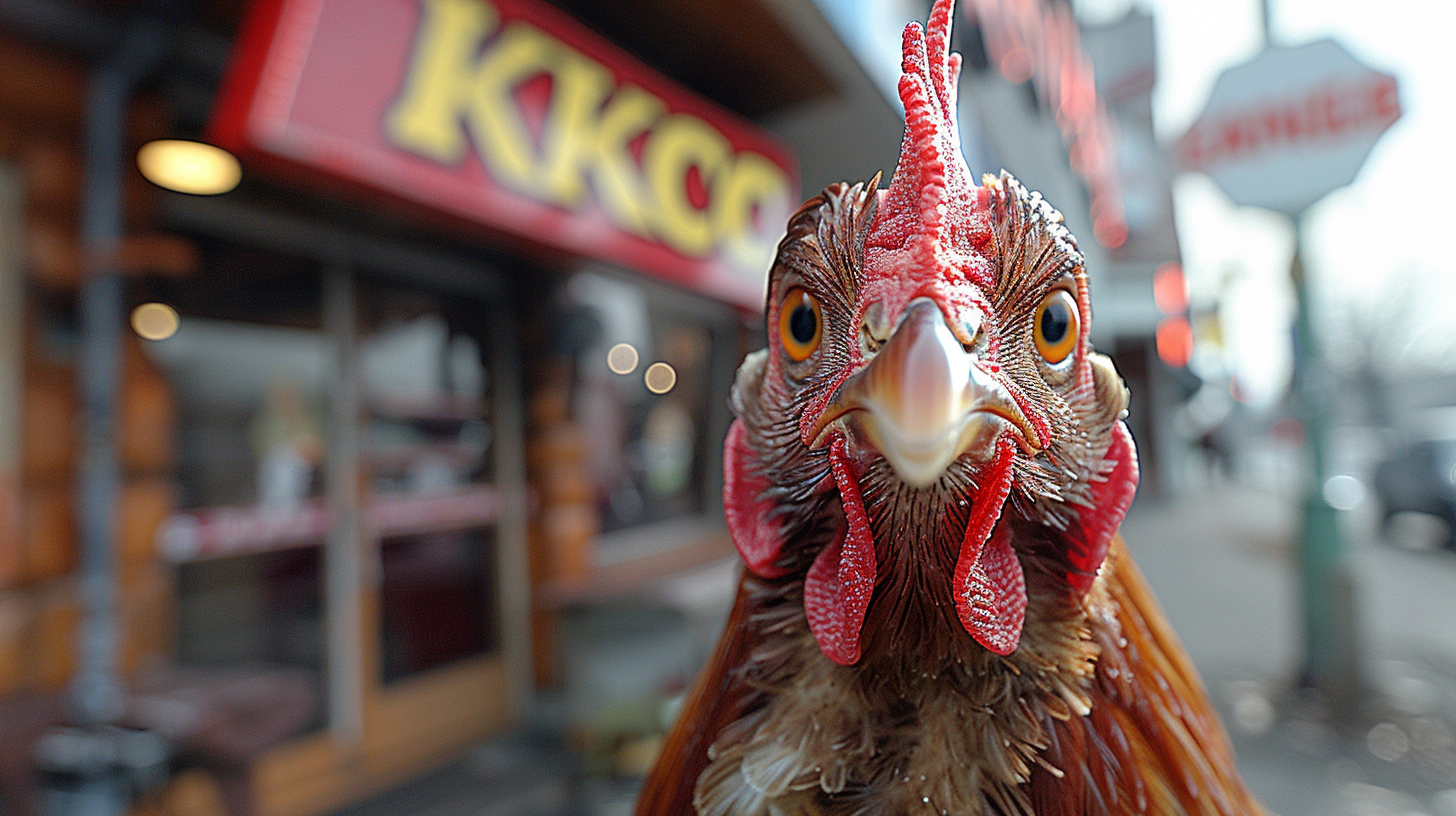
[1124,484,1456,816]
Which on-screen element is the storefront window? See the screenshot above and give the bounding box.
[358,284,493,494]
[358,277,501,682]
[562,272,734,535]
[175,548,322,672]
[141,241,514,698]
[140,242,329,687]
[379,528,497,682]
[156,318,330,510]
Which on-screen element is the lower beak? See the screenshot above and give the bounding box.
[815,298,1039,487]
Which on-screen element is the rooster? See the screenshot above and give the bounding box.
[636,1,1266,814]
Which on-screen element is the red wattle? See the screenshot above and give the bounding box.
[952,440,1023,655]
[1065,420,1139,595]
[723,419,789,578]
[804,437,877,665]
[958,521,1027,656]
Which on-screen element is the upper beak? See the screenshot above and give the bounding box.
[813,298,1040,487]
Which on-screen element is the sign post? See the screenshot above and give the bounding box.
[1178,37,1401,709]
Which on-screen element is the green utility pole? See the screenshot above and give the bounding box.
[1177,0,1400,715]
[1257,0,1361,714]
[1289,220,1360,710]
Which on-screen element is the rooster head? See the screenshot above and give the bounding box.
[724,0,1138,666]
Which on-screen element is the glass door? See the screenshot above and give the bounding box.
[355,278,503,683]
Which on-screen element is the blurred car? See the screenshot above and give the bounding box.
[1374,409,1456,551]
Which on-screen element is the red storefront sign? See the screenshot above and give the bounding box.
[212,0,799,310]
[964,0,1127,249]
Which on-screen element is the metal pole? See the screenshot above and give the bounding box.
[490,302,534,716]
[1261,0,1361,710]
[37,16,169,816]
[75,6,171,732]
[1290,219,1361,709]
[323,260,365,746]
[76,12,167,729]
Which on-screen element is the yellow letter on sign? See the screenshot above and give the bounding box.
[578,84,665,237]
[645,114,730,258]
[714,152,792,275]
[386,0,499,164]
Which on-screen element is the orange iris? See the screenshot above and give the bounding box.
[1034,289,1079,364]
[779,288,822,361]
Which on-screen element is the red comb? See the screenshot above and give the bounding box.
[866,0,988,262]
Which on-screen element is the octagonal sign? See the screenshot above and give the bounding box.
[1177,39,1400,215]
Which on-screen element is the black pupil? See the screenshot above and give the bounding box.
[789,300,817,345]
[1040,300,1069,345]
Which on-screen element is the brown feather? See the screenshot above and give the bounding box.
[637,574,765,816]
[639,539,1267,816]
[1029,538,1269,815]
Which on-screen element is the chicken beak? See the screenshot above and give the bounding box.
[817,298,1039,488]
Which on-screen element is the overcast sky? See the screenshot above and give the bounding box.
[1075,0,1456,405]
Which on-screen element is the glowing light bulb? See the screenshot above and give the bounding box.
[136,140,241,195]
[131,303,179,341]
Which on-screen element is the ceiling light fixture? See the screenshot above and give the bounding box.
[136,139,241,195]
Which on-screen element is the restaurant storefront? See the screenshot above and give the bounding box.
[0,0,802,812]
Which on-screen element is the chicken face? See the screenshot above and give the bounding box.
[723,0,1138,667]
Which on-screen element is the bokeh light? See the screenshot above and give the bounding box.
[644,362,676,394]
[999,47,1033,83]
[1323,474,1366,511]
[136,140,241,195]
[607,342,639,374]
[131,302,180,341]
[1155,315,1193,368]
[1153,262,1188,314]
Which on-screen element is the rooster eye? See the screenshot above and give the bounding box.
[1033,290,1079,365]
[779,288,822,361]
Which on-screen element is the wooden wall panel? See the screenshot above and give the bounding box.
[21,485,77,582]
[31,579,79,689]
[247,658,512,816]
[21,355,77,485]
[117,478,174,580]
[120,336,175,474]
[118,564,174,675]
[0,591,30,693]
[0,36,85,127]
[18,136,81,224]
